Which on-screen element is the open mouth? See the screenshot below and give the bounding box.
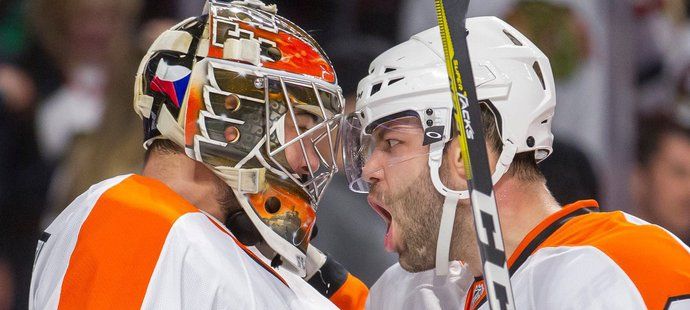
[368,196,396,252]
[367,196,392,228]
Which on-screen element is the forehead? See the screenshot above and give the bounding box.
[370,116,423,136]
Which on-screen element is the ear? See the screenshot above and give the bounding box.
[445,138,468,180]
[444,138,500,180]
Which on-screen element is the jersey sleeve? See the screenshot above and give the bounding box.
[513,246,646,310]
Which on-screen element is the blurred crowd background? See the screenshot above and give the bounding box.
[1,0,689,308]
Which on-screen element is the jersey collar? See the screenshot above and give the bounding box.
[507,199,599,275]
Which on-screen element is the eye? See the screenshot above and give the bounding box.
[386,139,400,148]
[296,113,319,131]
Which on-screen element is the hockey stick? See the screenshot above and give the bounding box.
[433,1,516,309]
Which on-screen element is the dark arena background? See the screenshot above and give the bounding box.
[1,0,689,309]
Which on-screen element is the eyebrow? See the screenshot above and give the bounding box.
[372,122,421,140]
[365,111,419,134]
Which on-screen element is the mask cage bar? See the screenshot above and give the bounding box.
[280,77,319,198]
[262,74,341,204]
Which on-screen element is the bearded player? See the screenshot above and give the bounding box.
[343,17,690,309]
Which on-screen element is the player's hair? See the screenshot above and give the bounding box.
[448,104,546,183]
[637,113,690,166]
[144,139,182,163]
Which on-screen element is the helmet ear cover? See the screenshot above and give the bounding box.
[141,17,206,143]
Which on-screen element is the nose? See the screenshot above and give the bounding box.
[362,150,384,185]
[287,142,321,175]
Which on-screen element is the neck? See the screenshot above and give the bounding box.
[142,151,228,221]
[465,176,560,277]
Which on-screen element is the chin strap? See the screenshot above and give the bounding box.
[435,191,461,276]
[428,141,517,276]
[428,143,464,276]
[491,141,517,185]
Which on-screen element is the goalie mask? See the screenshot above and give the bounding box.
[133,0,343,275]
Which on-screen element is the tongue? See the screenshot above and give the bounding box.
[384,223,395,252]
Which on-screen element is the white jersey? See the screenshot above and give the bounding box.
[365,261,472,310]
[29,174,337,309]
[367,200,690,310]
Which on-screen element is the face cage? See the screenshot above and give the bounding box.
[342,112,432,194]
[200,61,344,209]
[261,75,342,206]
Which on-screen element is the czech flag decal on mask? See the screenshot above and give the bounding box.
[150,59,192,108]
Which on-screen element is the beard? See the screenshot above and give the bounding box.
[216,179,240,213]
[383,159,473,273]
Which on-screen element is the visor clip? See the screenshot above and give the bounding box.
[254,77,265,89]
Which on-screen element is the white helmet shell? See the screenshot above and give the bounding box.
[347,16,557,277]
[356,16,556,167]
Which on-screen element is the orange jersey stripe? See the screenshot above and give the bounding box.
[507,200,598,269]
[58,175,197,309]
[536,210,690,309]
[507,200,690,309]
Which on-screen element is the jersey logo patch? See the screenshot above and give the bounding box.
[465,279,487,310]
[471,282,485,308]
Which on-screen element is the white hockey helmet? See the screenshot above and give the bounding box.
[342,16,556,274]
[134,0,343,276]
[343,16,556,196]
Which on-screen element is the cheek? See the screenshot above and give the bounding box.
[284,143,303,173]
[391,171,444,231]
[385,156,428,186]
[280,122,302,172]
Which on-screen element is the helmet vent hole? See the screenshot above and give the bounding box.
[371,82,383,96]
[532,62,546,90]
[225,94,242,112]
[265,46,282,62]
[224,126,241,143]
[503,29,523,46]
[388,77,404,86]
[384,67,397,73]
[265,197,281,214]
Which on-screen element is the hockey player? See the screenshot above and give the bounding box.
[29,1,366,309]
[342,17,690,309]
